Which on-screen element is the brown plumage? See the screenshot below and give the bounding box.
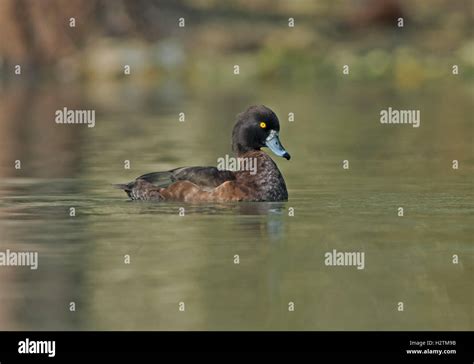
[115,105,290,202]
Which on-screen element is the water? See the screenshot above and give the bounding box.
[0,80,472,330]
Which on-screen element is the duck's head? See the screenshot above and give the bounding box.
[232,105,291,160]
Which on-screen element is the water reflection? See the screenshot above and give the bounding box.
[0,84,86,179]
[0,181,89,329]
[0,78,472,330]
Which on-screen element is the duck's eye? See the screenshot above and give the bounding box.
[259,122,267,129]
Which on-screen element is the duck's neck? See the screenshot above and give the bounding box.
[235,150,288,201]
[232,142,258,156]
[259,158,287,201]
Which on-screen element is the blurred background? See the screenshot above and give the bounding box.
[0,0,472,330]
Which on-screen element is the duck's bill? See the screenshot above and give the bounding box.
[265,130,291,160]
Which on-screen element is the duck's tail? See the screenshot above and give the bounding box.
[112,183,132,191]
[112,183,134,199]
[113,180,163,201]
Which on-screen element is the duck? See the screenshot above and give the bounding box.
[114,105,291,202]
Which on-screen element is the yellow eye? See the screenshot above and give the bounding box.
[260,122,267,129]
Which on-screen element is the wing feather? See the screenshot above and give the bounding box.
[136,167,236,189]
